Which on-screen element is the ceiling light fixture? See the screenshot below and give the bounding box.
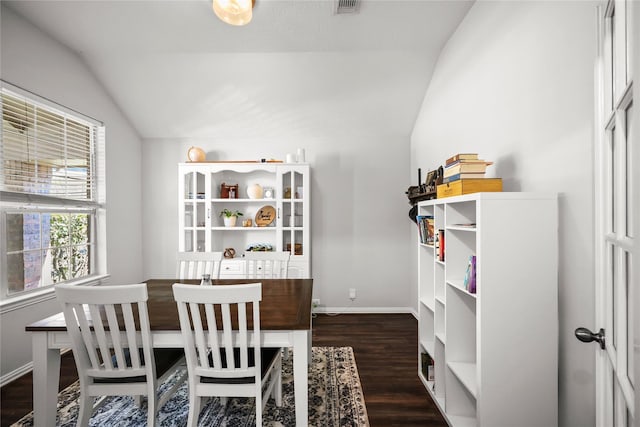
[212,0,255,26]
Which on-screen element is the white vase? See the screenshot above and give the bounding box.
[224,216,237,227]
[247,184,263,199]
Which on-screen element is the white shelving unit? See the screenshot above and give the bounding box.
[417,192,558,427]
[178,162,310,278]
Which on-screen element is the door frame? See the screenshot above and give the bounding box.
[633,2,640,425]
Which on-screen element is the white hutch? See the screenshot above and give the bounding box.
[178,162,310,278]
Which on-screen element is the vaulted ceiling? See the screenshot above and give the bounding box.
[4,0,474,140]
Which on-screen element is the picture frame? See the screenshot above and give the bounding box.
[425,170,438,192]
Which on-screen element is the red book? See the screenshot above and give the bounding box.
[438,230,445,261]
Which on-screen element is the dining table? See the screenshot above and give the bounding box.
[26,278,313,426]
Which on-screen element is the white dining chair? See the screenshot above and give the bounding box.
[243,251,293,358]
[243,251,291,279]
[55,283,185,427]
[176,251,224,280]
[172,282,282,427]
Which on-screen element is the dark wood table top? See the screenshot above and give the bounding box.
[26,278,313,332]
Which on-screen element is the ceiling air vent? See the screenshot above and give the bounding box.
[336,0,360,14]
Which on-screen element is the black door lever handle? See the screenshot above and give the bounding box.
[575,327,605,350]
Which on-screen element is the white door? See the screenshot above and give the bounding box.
[578,1,639,426]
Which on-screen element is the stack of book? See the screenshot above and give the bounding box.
[443,153,494,183]
[416,215,435,245]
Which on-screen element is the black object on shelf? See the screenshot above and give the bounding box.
[406,167,443,206]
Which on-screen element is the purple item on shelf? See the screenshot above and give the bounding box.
[468,255,477,294]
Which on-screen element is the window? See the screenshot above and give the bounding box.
[0,82,105,301]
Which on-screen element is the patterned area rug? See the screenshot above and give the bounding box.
[13,346,368,427]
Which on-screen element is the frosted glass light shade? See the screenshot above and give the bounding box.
[213,0,253,26]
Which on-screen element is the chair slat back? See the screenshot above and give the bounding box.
[172,283,262,380]
[176,251,224,280]
[243,251,291,279]
[55,283,154,380]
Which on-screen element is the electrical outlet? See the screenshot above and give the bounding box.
[349,288,356,300]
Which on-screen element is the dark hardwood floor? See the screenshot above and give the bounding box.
[1,349,79,427]
[312,313,447,427]
[1,313,447,427]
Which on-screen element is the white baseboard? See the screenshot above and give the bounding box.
[1,362,33,387]
[315,306,415,314]
[1,348,71,387]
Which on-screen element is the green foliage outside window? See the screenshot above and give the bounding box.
[5,211,92,294]
[49,213,90,283]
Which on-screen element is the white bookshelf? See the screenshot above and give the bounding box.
[417,192,558,427]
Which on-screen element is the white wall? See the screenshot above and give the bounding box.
[139,47,431,312]
[142,133,413,311]
[410,1,596,426]
[0,6,144,379]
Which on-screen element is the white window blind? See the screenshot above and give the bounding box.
[1,88,97,202]
[1,82,106,301]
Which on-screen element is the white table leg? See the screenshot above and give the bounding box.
[293,330,309,426]
[32,332,60,427]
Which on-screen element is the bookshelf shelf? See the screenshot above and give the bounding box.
[448,415,477,427]
[423,377,446,417]
[416,192,558,427]
[419,297,433,311]
[446,225,477,232]
[446,279,476,296]
[421,339,435,357]
[448,362,477,397]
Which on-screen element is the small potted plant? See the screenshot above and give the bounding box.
[220,209,243,227]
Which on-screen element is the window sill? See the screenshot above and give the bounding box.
[0,274,110,314]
